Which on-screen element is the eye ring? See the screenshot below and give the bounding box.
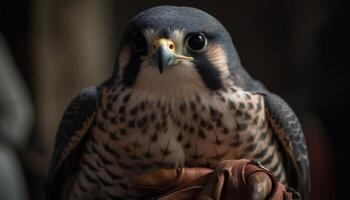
[132,31,147,52]
[186,32,207,51]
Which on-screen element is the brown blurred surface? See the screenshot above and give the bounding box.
[1,0,348,199]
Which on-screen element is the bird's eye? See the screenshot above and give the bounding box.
[186,33,207,51]
[132,32,147,52]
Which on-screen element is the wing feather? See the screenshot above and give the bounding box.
[45,86,99,200]
[264,93,310,199]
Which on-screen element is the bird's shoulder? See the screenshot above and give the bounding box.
[52,86,99,167]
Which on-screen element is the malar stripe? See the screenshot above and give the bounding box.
[194,56,223,91]
[122,53,142,86]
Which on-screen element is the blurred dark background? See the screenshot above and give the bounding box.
[0,0,348,199]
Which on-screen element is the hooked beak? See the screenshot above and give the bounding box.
[142,38,193,74]
[152,39,176,73]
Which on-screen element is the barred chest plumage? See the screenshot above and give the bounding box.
[70,84,286,199]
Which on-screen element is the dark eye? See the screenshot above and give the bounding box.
[186,33,207,51]
[132,31,147,52]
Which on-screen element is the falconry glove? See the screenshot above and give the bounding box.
[130,159,301,200]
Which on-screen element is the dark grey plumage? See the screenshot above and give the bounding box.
[264,93,310,198]
[45,87,98,200]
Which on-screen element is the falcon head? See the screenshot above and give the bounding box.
[115,6,252,97]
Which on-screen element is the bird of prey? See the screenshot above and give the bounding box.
[45,6,310,200]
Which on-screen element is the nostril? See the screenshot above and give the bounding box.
[169,44,174,50]
[153,45,157,50]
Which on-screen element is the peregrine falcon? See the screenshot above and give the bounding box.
[45,6,310,200]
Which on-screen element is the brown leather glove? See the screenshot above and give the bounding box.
[129,159,301,200]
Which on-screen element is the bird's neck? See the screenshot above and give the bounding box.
[131,65,209,100]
